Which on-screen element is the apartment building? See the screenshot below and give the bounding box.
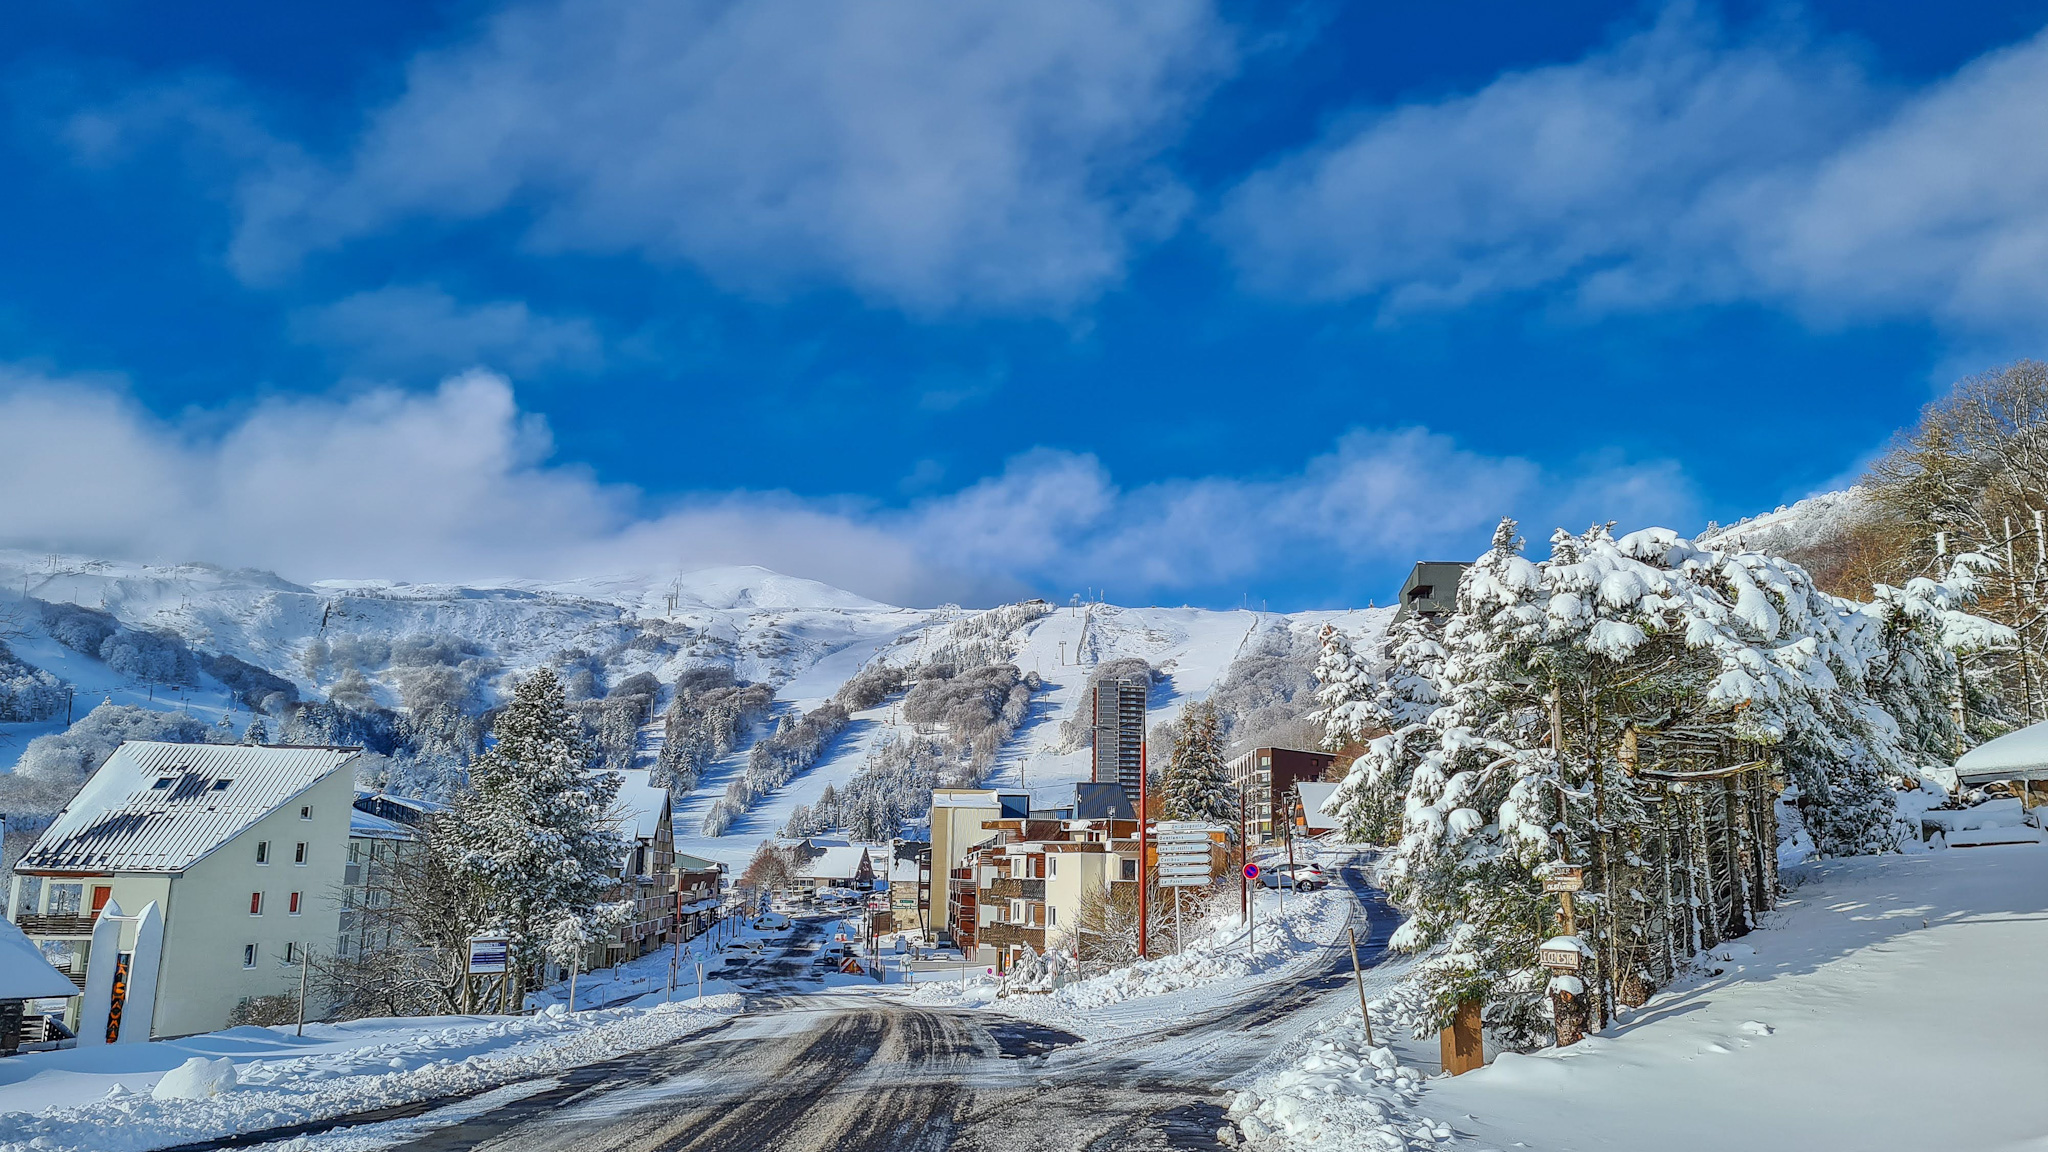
[10,742,360,1038]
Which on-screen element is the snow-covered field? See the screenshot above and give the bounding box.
[0,995,743,1152]
[1236,841,2048,1152]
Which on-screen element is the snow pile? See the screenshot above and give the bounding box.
[0,996,743,1152]
[1228,1012,1454,1152]
[149,1057,238,1102]
[909,879,1351,1032]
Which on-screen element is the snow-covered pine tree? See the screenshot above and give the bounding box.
[1161,700,1235,833]
[241,715,268,745]
[443,668,628,999]
[1310,624,1375,749]
[1374,519,2007,1052]
[1322,612,1451,844]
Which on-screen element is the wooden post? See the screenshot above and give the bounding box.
[295,943,309,1037]
[1347,927,1375,1047]
[1442,998,1483,1075]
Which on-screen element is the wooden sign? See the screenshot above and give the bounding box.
[1541,865,1584,893]
[1539,945,1583,972]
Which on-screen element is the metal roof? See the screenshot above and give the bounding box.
[613,768,670,842]
[20,741,361,873]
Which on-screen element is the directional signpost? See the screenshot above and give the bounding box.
[1154,823,1217,954]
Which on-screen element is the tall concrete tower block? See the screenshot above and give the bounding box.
[1091,678,1148,804]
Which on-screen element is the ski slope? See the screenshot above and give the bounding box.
[0,549,1391,873]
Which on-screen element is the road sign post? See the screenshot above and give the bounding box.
[1243,862,1261,958]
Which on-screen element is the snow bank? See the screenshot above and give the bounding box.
[149,1057,237,1102]
[1228,1012,1454,1152]
[0,996,743,1152]
[1417,844,2048,1152]
[907,878,1353,1037]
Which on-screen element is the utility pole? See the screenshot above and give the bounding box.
[1137,736,1149,960]
[296,944,309,1037]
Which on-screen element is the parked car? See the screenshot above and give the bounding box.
[1259,863,1329,891]
[722,938,767,959]
[754,912,792,932]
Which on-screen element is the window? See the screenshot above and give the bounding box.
[152,777,174,790]
[47,883,83,915]
[211,779,231,791]
[256,841,270,865]
[250,892,264,915]
[288,892,302,916]
[300,805,312,820]
[1047,906,1058,927]
[294,842,308,865]
[1047,856,1059,880]
[242,944,258,969]
[284,942,300,965]
[1009,899,1025,922]
[1120,858,1137,881]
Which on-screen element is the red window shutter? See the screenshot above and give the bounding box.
[90,886,112,914]
[250,892,262,915]
[289,892,302,914]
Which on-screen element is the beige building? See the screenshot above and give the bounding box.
[10,742,360,1038]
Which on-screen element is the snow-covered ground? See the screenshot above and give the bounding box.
[0,995,742,1152]
[1236,841,2048,1152]
[905,847,1386,1041]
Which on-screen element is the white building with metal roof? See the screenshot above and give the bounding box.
[9,741,363,1038]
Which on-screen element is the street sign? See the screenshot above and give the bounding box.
[1541,865,1585,893]
[1160,874,1210,888]
[1158,863,1211,877]
[1539,936,1586,972]
[466,937,510,975]
[1243,863,1261,880]
[1155,833,1213,845]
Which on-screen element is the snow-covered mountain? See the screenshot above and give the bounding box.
[0,549,1388,870]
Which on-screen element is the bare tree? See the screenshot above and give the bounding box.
[315,815,489,1020]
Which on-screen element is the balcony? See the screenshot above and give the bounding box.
[16,914,96,937]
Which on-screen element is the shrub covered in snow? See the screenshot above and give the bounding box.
[0,641,66,723]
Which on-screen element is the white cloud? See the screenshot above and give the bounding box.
[228,0,1231,312]
[1217,7,2048,331]
[0,368,1694,606]
[290,284,603,378]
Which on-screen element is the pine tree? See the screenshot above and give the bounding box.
[1310,624,1376,749]
[443,668,627,1000]
[242,716,269,745]
[1161,700,1234,832]
[1370,519,2008,1051]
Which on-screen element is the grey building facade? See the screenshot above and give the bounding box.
[1091,678,1148,804]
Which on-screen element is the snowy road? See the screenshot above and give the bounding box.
[275,857,1395,1152]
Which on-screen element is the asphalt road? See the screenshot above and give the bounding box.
[263,852,1394,1152]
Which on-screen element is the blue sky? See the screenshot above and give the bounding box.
[1,1,2045,608]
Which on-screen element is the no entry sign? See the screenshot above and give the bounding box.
[1243,862,1261,880]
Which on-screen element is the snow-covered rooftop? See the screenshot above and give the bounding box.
[612,769,670,842]
[1294,781,1342,832]
[1956,720,2048,783]
[348,808,416,841]
[800,845,871,881]
[20,742,361,873]
[0,916,81,1000]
